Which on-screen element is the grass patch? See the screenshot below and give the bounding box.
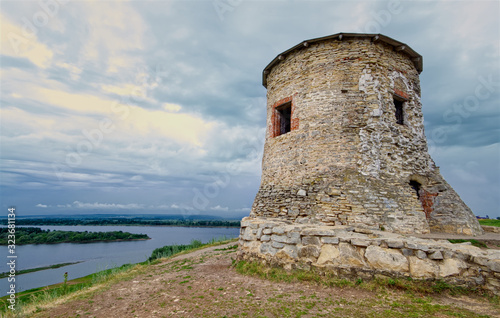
[235,260,499,317]
[148,236,235,262]
[235,260,350,288]
[234,260,495,298]
[448,239,488,248]
[148,239,204,261]
[478,219,500,227]
[214,244,238,251]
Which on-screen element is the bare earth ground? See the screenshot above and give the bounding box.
[30,242,499,318]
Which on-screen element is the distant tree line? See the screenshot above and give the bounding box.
[0,218,240,227]
[0,227,150,245]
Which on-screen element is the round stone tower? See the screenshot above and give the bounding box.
[250,33,482,236]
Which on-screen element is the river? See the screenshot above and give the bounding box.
[1,225,240,295]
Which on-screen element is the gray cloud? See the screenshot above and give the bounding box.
[1,0,498,218]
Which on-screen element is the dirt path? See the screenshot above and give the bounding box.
[30,243,499,318]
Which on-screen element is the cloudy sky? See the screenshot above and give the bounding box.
[0,0,499,219]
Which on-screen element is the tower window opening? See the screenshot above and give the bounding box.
[409,180,421,199]
[394,98,404,125]
[276,102,292,136]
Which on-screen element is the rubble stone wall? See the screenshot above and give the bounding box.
[238,218,500,295]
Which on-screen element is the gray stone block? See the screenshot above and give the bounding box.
[415,250,427,259]
[302,236,321,246]
[351,238,369,247]
[298,245,320,259]
[428,251,443,260]
[272,241,285,249]
[272,227,286,234]
[260,235,271,242]
[387,240,404,249]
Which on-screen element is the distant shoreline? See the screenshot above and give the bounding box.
[0,227,151,245]
[0,237,151,246]
[0,218,241,228]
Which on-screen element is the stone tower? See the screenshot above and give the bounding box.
[250,33,482,236]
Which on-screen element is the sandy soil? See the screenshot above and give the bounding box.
[30,242,499,318]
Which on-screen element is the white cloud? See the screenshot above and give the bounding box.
[36,204,48,208]
[57,62,82,80]
[72,201,145,209]
[163,103,182,112]
[0,13,54,68]
[76,1,150,73]
[210,205,229,212]
[0,1,498,218]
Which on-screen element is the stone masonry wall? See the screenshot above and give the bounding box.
[252,36,483,235]
[238,218,500,295]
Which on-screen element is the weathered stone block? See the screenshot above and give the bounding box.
[301,228,335,236]
[415,250,427,259]
[272,227,286,235]
[317,244,340,265]
[272,241,285,249]
[387,240,404,249]
[302,236,321,246]
[487,260,500,273]
[401,248,413,257]
[260,235,271,242]
[351,238,369,247]
[365,245,409,272]
[271,234,287,243]
[298,245,320,259]
[277,245,298,259]
[409,256,439,278]
[428,251,443,260]
[321,237,340,244]
[260,243,278,256]
[241,227,255,241]
[337,243,366,267]
[439,259,466,277]
[286,231,301,244]
[406,242,430,251]
[288,208,300,217]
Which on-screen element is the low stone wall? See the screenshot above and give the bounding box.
[482,225,500,234]
[237,217,500,295]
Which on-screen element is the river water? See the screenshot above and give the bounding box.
[1,225,240,295]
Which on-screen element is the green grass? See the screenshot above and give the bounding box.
[448,239,488,248]
[148,236,234,262]
[234,260,495,297]
[148,239,204,261]
[234,260,499,317]
[478,219,500,227]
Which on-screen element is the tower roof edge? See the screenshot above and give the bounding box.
[262,33,423,88]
